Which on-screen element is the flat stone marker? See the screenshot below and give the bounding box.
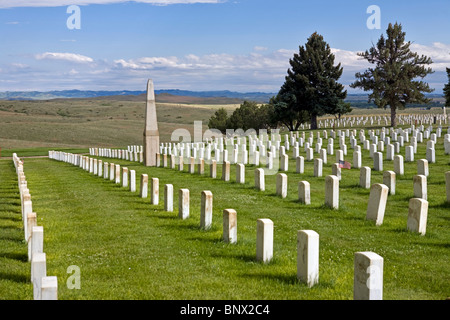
[297,230,319,287]
[325,175,339,209]
[223,209,237,244]
[256,218,273,263]
[296,156,304,174]
[417,159,429,177]
[407,198,428,235]
[151,178,159,205]
[40,276,58,300]
[255,168,265,191]
[366,183,389,226]
[140,174,148,198]
[394,155,404,175]
[129,170,136,192]
[382,171,396,195]
[178,189,190,220]
[236,163,245,184]
[354,252,383,300]
[200,190,213,230]
[276,173,288,198]
[298,181,311,205]
[164,184,173,212]
[314,158,323,177]
[413,175,427,200]
[222,161,230,181]
[360,167,371,189]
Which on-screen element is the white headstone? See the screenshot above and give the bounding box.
[407,198,428,235]
[366,183,389,226]
[223,209,237,244]
[200,191,213,230]
[256,218,273,263]
[354,252,383,300]
[297,230,319,287]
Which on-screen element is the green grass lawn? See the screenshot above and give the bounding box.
[1,127,449,300]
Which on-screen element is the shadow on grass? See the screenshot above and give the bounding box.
[0,251,28,262]
[0,271,30,283]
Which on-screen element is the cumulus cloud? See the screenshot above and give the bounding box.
[410,42,450,71]
[2,42,447,92]
[0,0,222,9]
[35,52,94,63]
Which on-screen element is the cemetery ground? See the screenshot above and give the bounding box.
[0,98,449,300]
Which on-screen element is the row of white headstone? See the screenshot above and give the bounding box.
[87,123,449,173]
[156,150,450,236]
[89,146,143,163]
[49,150,385,299]
[317,112,448,129]
[12,153,58,300]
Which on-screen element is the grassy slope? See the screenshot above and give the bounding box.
[1,129,449,300]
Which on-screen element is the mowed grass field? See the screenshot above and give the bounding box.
[0,97,449,300]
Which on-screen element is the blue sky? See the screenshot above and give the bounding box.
[1,0,449,93]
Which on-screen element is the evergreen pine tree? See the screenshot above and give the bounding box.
[444,68,450,107]
[275,32,347,130]
[350,23,434,127]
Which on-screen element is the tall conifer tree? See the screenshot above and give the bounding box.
[444,68,450,107]
[350,23,434,127]
[274,32,347,130]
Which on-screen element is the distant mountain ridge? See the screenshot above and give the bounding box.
[0,90,443,106]
[0,89,277,103]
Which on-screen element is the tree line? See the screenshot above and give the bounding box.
[209,23,447,132]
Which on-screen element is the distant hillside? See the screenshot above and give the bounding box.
[0,90,444,107]
[0,89,275,103]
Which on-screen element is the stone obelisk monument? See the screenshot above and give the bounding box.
[143,79,159,166]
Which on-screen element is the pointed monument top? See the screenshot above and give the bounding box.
[147,79,155,101]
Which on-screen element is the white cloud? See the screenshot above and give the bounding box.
[253,46,268,52]
[2,43,447,92]
[410,42,450,72]
[0,0,222,9]
[35,52,94,63]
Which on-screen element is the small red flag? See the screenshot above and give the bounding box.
[339,160,351,169]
